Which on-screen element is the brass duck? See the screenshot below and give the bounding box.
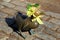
[15,13,39,32]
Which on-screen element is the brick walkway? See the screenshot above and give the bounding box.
[0,0,60,40]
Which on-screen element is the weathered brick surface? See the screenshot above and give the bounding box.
[25,34,43,40]
[0,12,8,18]
[0,1,15,8]
[0,18,13,34]
[37,32,56,40]
[7,32,24,40]
[11,0,27,7]
[0,7,17,16]
[0,31,9,40]
[43,21,59,31]
[3,0,11,2]
[14,6,26,13]
[41,15,51,21]
[0,5,4,9]
[27,0,60,13]
[0,0,60,40]
[57,28,60,33]
[44,11,60,19]
[49,18,60,26]
[44,27,60,38]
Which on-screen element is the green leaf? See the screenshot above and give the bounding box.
[27,4,32,10]
[33,4,39,7]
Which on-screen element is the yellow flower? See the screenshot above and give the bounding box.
[32,15,44,24]
[27,11,33,17]
[27,7,37,17]
[27,4,44,24]
[36,16,43,24]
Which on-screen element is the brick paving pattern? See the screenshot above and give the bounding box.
[0,0,60,40]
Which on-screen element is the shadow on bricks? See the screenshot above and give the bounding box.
[5,12,28,39]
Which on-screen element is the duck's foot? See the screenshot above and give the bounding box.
[17,31,27,39]
[29,29,35,35]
